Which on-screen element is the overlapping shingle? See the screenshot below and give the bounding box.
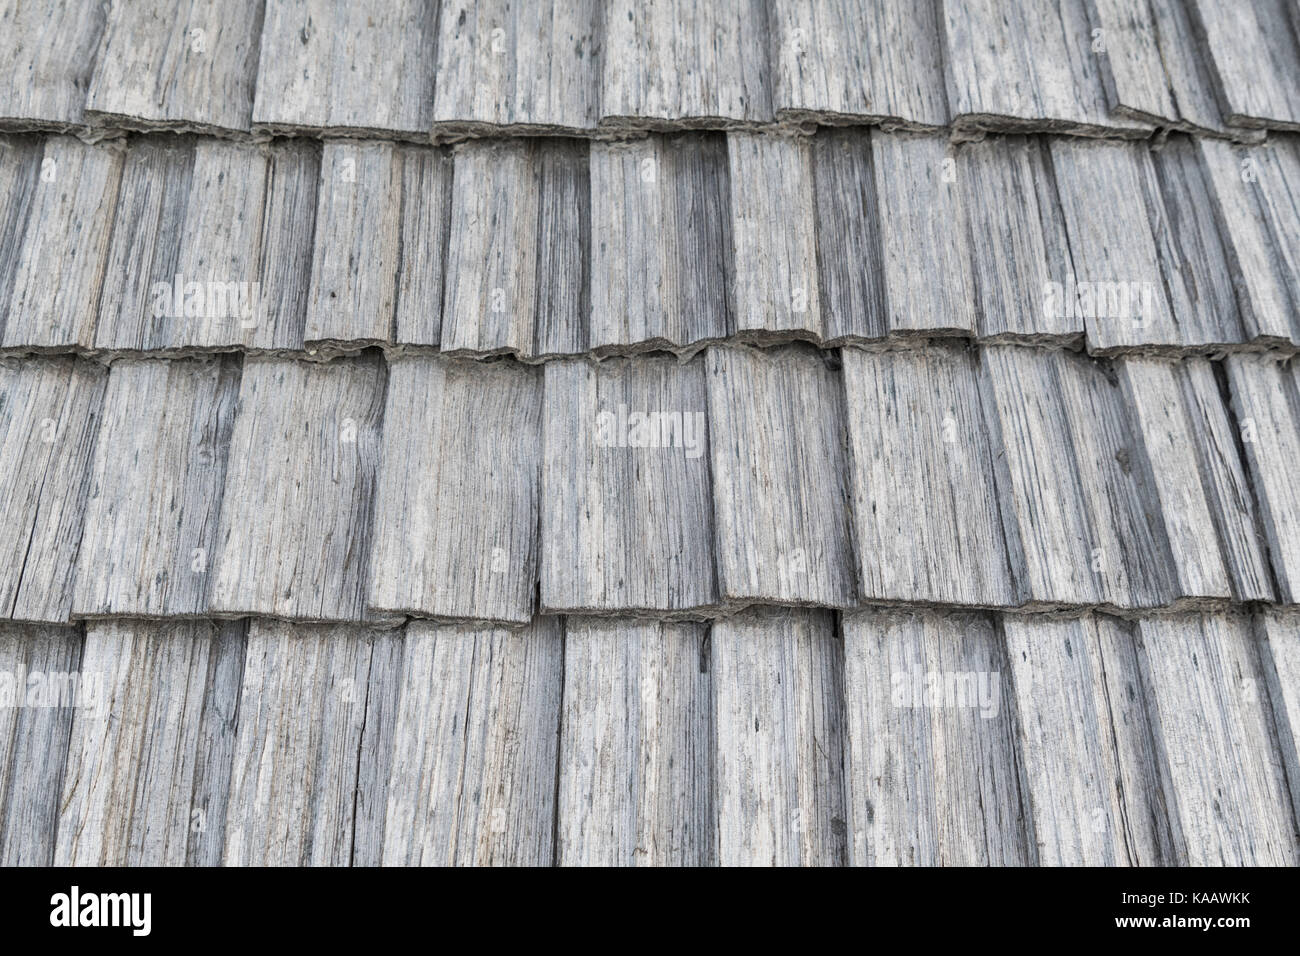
[0,0,106,129]
[1188,0,1300,130]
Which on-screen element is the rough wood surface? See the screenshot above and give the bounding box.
[1257,607,1300,828]
[382,618,562,866]
[85,0,265,133]
[588,134,733,353]
[253,0,439,137]
[541,355,718,615]
[55,619,244,865]
[0,624,81,866]
[1136,611,1299,865]
[433,0,600,133]
[558,619,711,865]
[843,345,1018,607]
[2,137,122,350]
[73,357,240,618]
[0,0,106,127]
[369,355,541,624]
[1003,612,1176,865]
[209,354,386,622]
[841,609,1031,865]
[0,357,105,622]
[391,146,453,348]
[0,136,41,343]
[1189,0,1300,129]
[706,344,857,608]
[711,608,846,866]
[531,139,591,358]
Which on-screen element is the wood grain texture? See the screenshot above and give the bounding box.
[1189,0,1300,129]
[728,132,822,342]
[0,0,106,128]
[223,620,394,866]
[0,357,105,623]
[85,0,265,133]
[588,134,733,354]
[0,624,81,866]
[541,355,718,615]
[558,619,711,866]
[872,132,976,336]
[771,0,949,127]
[711,608,846,866]
[209,354,386,622]
[1224,353,1300,604]
[73,357,240,618]
[843,345,1018,607]
[959,135,1079,342]
[531,139,591,358]
[601,0,772,128]
[706,344,857,608]
[0,136,47,343]
[1136,611,1299,865]
[841,609,1031,865]
[253,0,438,137]
[1003,612,1177,865]
[2,137,122,350]
[391,145,453,348]
[433,0,600,133]
[1257,607,1300,828]
[369,355,541,624]
[382,618,562,866]
[55,619,244,865]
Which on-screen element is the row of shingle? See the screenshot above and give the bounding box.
[3,344,1298,626]
[2,605,1296,866]
[2,129,1299,357]
[3,1,1298,139]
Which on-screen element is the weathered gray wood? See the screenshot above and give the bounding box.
[1117,356,1273,602]
[1257,607,1300,829]
[728,132,823,342]
[349,628,402,867]
[711,608,846,866]
[1197,137,1300,345]
[941,0,1151,135]
[959,135,1080,342]
[1224,353,1300,604]
[982,346,1178,609]
[532,139,590,358]
[1189,0,1300,129]
[382,618,562,866]
[1003,612,1176,865]
[55,620,244,865]
[0,624,81,866]
[771,0,949,127]
[85,0,264,133]
[1136,611,1299,865]
[433,0,600,133]
[872,132,976,336]
[541,355,718,615]
[843,345,1018,607]
[249,141,320,351]
[601,0,773,128]
[73,357,240,618]
[841,609,1031,865]
[0,0,106,128]
[0,357,105,622]
[810,129,886,342]
[209,354,386,622]
[2,137,122,350]
[0,136,43,342]
[253,0,439,137]
[369,355,541,625]
[588,134,733,354]
[391,145,453,348]
[558,619,711,866]
[706,344,858,608]
[223,620,392,866]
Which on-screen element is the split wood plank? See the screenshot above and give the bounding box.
[253,0,439,137]
[541,355,718,615]
[85,0,265,133]
[711,608,847,866]
[557,619,711,866]
[1003,612,1177,865]
[841,609,1032,865]
[0,136,42,343]
[55,619,244,865]
[0,0,107,128]
[0,357,105,623]
[1256,607,1300,828]
[705,344,858,609]
[369,355,542,625]
[209,354,386,622]
[73,357,240,618]
[382,617,562,866]
[1189,0,1300,129]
